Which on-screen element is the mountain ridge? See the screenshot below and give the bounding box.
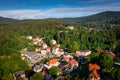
[0,16,18,23]
[0,11,120,24]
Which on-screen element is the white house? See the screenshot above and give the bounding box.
[56,49,64,57]
[64,54,73,59]
[26,36,32,40]
[66,26,74,30]
[51,39,57,45]
[35,48,41,52]
[41,50,47,57]
[44,59,60,69]
[52,46,59,54]
[76,50,92,57]
[42,43,48,49]
[33,37,43,45]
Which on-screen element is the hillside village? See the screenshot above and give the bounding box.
[12,35,119,80]
[0,9,120,80]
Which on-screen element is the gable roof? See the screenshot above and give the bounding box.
[107,51,116,58]
[69,59,78,66]
[98,49,116,58]
[63,56,69,62]
[47,59,57,65]
[89,63,100,71]
[89,70,100,79]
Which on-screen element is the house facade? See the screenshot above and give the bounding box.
[76,50,92,57]
[44,59,60,69]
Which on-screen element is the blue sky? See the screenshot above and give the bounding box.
[0,0,120,19]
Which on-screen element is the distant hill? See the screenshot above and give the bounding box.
[0,11,120,25]
[59,11,120,25]
[80,11,120,22]
[0,16,18,23]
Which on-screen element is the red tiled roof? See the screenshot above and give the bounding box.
[89,70,100,79]
[69,59,78,66]
[33,39,38,42]
[97,49,105,53]
[63,56,69,62]
[98,49,116,58]
[47,59,57,65]
[89,63,100,71]
[46,47,51,50]
[108,51,116,58]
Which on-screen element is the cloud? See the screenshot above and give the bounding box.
[78,0,110,3]
[0,10,47,19]
[0,3,120,19]
[88,0,108,2]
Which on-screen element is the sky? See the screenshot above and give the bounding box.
[0,0,120,19]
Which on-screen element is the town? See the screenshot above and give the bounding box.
[13,35,119,80]
[0,10,120,80]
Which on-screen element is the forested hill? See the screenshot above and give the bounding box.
[79,11,120,21]
[59,11,120,26]
[0,16,18,23]
[0,11,120,27]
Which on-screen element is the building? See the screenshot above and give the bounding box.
[44,59,60,69]
[51,39,57,45]
[41,50,47,57]
[76,50,92,57]
[88,70,100,80]
[88,63,101,80]
[52,46,59,54]
[97,49,116,58]
[106,51,116,58]
[89,64,100,71]
[21,52,40,60]
[66,26,74,30]
[13,70,28,80]
[35,48,41,52]
[21,52,41,66]
[33,64,43,73]
[56,49,64,57]
[68,59,78,71]
[42,43,48,49]
[46,47,51,53]
[62,56,69,62]
[64,54,73,59]
[33,37,43,45]
[26,36,32,40]
[33,38,39,45]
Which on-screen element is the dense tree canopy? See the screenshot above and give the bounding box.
[0,54,29,79]
[100,53,114,72]
[110,69,120,80]
[32,73,44,80]
[49,66,59,77]
[0,19,120,80]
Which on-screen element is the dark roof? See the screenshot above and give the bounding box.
[21,51,39,57]
[14,70,25,78]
